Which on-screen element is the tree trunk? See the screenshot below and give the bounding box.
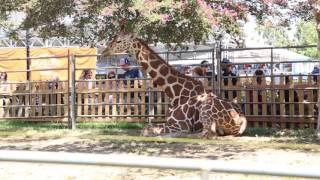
[314,1,320,138]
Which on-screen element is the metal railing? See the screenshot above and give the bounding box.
[0,150,319,179]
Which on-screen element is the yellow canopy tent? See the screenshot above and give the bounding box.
[0,48,27,81]
[30,47,97,81]
[0,47,97,81]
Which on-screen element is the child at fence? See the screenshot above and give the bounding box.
[78,69,95,90]
[78,69,97,114]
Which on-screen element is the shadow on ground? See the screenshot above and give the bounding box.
[0,133,255,161]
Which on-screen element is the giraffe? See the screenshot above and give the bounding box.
[102,31,247,137]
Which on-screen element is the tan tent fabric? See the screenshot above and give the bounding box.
[30,48,97,81]
[0,48,27,81]
[0,47,97,81]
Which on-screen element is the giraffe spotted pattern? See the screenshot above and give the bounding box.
[102,31,247,138]
[198,93,247,137]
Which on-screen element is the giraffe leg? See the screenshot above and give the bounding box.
[141,107,192,137]
[200,112,218,139]
[141,121,192,137]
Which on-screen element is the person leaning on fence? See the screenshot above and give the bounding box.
[48,75,60,115]
[311,65,320,83]
[119,57,143,88]
[200,60,214,82]
[119,57,144,110]
[107,71,118,104]
[249,69,265,114]
[48,75,59,90]
[222,59,237,99]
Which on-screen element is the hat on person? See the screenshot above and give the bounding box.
[222,58,231,64]
[119,57,130,66]
[201,60,209,67]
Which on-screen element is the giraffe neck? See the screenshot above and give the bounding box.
[131,39,205,100]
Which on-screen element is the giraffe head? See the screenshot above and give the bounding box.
[141,124,163,137]
[200,92,247,135]
[102,32,137,56]
[228,109,247,134]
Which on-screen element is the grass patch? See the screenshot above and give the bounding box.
[0,120,144,132]
[0,120,319,152]
[0,120,317,140]
[76,121,144,130]
[245,127,316,138]
[0,120,67,131]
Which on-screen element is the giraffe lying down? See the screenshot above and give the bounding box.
[142,93,247,138]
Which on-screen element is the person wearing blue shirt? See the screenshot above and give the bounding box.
[119,57,143,88]
[118,58,144,109]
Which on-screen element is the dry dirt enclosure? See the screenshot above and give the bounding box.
[0,130,319,180]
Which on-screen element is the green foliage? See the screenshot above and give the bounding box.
[256,23,292,47]
[256,20,318,57]
[295,20,318,57]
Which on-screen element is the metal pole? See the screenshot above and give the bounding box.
[26,29,31,81]
[217,43,222,97]
[69,55,76,130]
[201,169,209,180]
[211,48,215,93]
[270,48,275,120]
[147,79,151,125]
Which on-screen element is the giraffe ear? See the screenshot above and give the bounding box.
[229,109,239,119]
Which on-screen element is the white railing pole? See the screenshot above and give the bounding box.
[0,150,319,179]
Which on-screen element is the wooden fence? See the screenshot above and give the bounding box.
[75,79,169,122]
[0,74,319,129]
[0,81,69,121]
[220,74,318,129]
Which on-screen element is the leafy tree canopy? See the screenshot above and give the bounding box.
[0,0,275,48]
[0,0,316,48]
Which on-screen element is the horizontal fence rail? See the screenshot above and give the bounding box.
[0,150,319,179]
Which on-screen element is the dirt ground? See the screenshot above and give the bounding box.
[0,130,319,180]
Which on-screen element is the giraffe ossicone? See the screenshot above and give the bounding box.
[103,31,247,137]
